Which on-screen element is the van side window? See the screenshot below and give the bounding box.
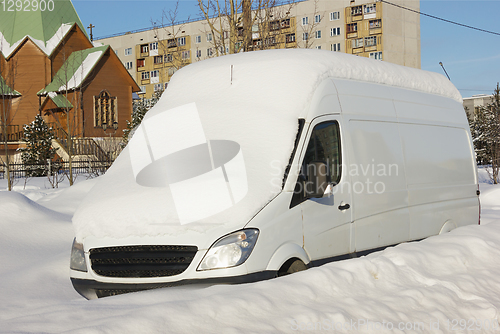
[290,121,341,208]
[302,121,341,184]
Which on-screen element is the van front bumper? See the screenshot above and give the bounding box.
[71,271,277,299]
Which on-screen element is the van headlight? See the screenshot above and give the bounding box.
[197,229,259,271]
[70,238,87,272]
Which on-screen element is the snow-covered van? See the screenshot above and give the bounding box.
[70,49,480,299]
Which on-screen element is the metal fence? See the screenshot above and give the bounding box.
[0,160,112,180]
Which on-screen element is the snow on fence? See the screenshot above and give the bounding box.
[0,160,112,179]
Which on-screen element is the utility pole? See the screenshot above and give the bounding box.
[87,24,95,42]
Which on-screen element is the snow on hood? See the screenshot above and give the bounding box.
[73,49,462,241]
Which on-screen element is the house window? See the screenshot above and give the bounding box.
[315,14,321,23]
[178,37,186,46]
[315,30,321,39]
[150,42,158,51]
[165,54,173,62]
[369,19,382,29]
[140,44,149,53]
[154,83,163,92]
[141,71,150,80]
[330,11,340,21]
[347,23,357,33]
[223,31,229,39]
[137,58,145,68]
[150,70,159,78]
[351,5,362,15]
[369,51,383,60]
[207,33,213,42]
[195,35,201,43]
[207,48,213,57]
[315,45,322,50]
[154,56,163,64]
[352,38,364,48]
[331,43,341,52]
[125,61,133,69]
[364,4,376,14]
[182,50,190,60]
[330,27,341,36]
[124,48,132,56]
[364,36,377,47]
[93,90,117,128]
[302,17,308,25]
[286,33,295,43]
[139,86,146,94]
[196,49,202,58]
[303,32,308,41]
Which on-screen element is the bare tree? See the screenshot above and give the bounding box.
[197,0,295,55]
[297,0,324,49]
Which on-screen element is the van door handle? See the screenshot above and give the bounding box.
[338,203,350,211]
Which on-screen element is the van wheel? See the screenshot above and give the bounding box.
[277,259,307,277]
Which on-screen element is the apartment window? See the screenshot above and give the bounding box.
[165,54,173,62]
[140,44,149,53]
[369,51,383,60]
[137,58,145,68]
[302,17,309,25]
[330,27,341,36]
[154,83,163,92]
[286,33,295,43]
[196,49,202,58]
[235,41,243,51]
[369,19,382,29]
[93,90,117,128]
[168,67,176,76]
[270,20,280,31]
[352,38,364,48]
[207,48,213,57]
[330,11,340,21]
[223,31,229,39]
[281,18,290,28]
[315,30,322,39]
[347,23,358,33]
[195,35,201,43]
[351,5,362,15]
[139,86,146,94]
[154,56,163,64]
[303,32,308,41]
[141,71,150,80]
[315,45,322,50]
[207,33,213,42]
[364,4,376,14]
[181,50,190,60]
[364,36,377,47]
[331,43,341,52]
[150,42,158,51]
[178,37,186,46]
[315,14,321,23]
[124,48,132,56]
[167,39,176,48]
[150,70,159,78]
[125,61,133,69]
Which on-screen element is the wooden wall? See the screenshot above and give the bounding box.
[81,49,136,138]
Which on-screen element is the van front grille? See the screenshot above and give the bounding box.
[89,245,198,278]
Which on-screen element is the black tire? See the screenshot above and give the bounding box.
[278,259,307,277]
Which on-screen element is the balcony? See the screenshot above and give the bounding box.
[0,125,22,143]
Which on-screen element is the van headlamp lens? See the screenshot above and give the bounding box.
[197,229,259,271]
[70,238,87,272]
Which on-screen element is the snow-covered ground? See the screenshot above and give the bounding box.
[1,170,499,333]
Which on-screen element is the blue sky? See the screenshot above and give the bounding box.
[72,0,500,98]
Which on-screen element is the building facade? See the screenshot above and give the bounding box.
[97,0,421,100]
[463,94,494,119]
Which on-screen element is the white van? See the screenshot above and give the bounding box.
[70,50,479,299]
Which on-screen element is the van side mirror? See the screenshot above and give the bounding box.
[306,161,329,198]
